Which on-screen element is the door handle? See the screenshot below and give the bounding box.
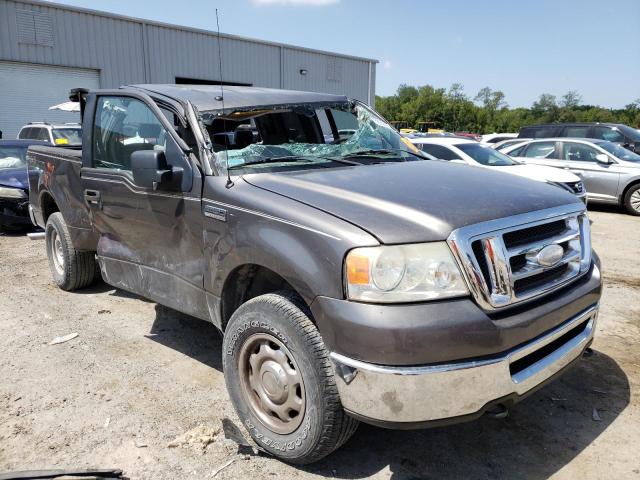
[84,189,102,208]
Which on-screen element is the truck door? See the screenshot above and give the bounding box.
[81,94,209,320]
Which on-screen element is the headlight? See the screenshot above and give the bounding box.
[0,187,27,199]
[345,242,469,303]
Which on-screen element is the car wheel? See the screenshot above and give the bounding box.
[222,291,358,464]
[623,184,640,216]
[45,212,99,290]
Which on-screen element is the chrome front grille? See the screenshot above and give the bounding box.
[448,205,592,311]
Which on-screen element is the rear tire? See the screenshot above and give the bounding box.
[45,212,99,290]
[222,291,358,464]
[623,184,640,216]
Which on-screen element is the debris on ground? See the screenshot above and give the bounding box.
[221,418,258,456]
[48,332,78,345]
[592,407,602,421]
[166,424,220,450]
[134,441,148,448]
[221,418,250,447]
[104,417,111,428]
[210,459,235,477]
[0,468,127,479]
[98,309,111,315]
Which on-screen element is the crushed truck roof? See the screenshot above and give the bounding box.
[127,84,349,113]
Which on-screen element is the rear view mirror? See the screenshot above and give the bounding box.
[131,150,184,191]
[595,153,612,165]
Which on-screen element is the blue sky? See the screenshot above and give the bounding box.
[53,0,640,108]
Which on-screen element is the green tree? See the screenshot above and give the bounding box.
[375,83,640,134]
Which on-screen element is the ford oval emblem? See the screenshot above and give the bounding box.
[535,244,564,267]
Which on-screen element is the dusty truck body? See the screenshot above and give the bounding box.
[28,84,602,464]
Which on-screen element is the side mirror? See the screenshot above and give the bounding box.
[595,153,612,165]
[131,150,184,191]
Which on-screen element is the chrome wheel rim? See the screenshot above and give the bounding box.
[631,190,640,212]
[238,333,305,434]
[50,229,64,275]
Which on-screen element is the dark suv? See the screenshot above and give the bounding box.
[519,123,640,152]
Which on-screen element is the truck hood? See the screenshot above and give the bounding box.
[243,161,581,244]
[486,164,580,183]
[0,168,28,190]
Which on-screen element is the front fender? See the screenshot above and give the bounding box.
[202,176,377,305]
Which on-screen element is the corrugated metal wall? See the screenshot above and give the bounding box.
[0,0,376,103]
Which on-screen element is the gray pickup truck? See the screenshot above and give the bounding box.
[28,85,602,464]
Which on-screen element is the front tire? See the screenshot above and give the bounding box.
[222,292,358,464]
[45,212,99,290]
[623,184,640,216]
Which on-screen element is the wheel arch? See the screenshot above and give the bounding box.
[220,263,309,332]
[39,189,60,225]
[621,178,640,204]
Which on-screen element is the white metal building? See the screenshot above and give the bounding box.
[0,0,377,139]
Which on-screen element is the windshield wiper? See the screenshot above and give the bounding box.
[229,155,360,169]
[342,148,430,161]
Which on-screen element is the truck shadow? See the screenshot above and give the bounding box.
[146,304,223,372]
[141,304,629,479]
[587,203,626,215]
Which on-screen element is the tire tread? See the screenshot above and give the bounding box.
[46,212,98,290]
[226,291,358,464]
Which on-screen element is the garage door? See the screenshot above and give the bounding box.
[0,61,100,140]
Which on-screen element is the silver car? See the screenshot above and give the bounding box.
[504,138,640,215]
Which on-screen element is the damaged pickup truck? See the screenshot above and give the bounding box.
[28,85,602,464]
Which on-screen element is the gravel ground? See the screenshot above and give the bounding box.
[0,204,639,480]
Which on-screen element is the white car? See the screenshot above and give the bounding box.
[17,122,82,147]
[480,133,518,144]
[409,137,586,202]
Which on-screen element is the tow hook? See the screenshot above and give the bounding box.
[485,404,509,419]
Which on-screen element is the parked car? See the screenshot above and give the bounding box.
[492,138,530,151]
[453,131,482,141]
[504,138,640,215]
[410,137,586,202]
[481,133,518,144]
[518,123,640,153]
[29,85,600,464]
[18,122,82,148]
[0,139,48,230]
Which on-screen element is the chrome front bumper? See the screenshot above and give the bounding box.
[330,304,598,425]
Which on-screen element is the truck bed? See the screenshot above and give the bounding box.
[28,145,97,250]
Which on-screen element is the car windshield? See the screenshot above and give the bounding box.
[496,140,527,151]
[599,141,640,162]
[456,143,518,166]
[620,125,640,142]
[0,146,27,170]
[204,102,423,173]
[52,128,82,146]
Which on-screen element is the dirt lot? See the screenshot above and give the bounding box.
[1,205,639,480]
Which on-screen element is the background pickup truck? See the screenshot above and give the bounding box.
[28,84,602,464]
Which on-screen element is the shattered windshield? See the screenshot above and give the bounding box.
[201,101,424,174]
